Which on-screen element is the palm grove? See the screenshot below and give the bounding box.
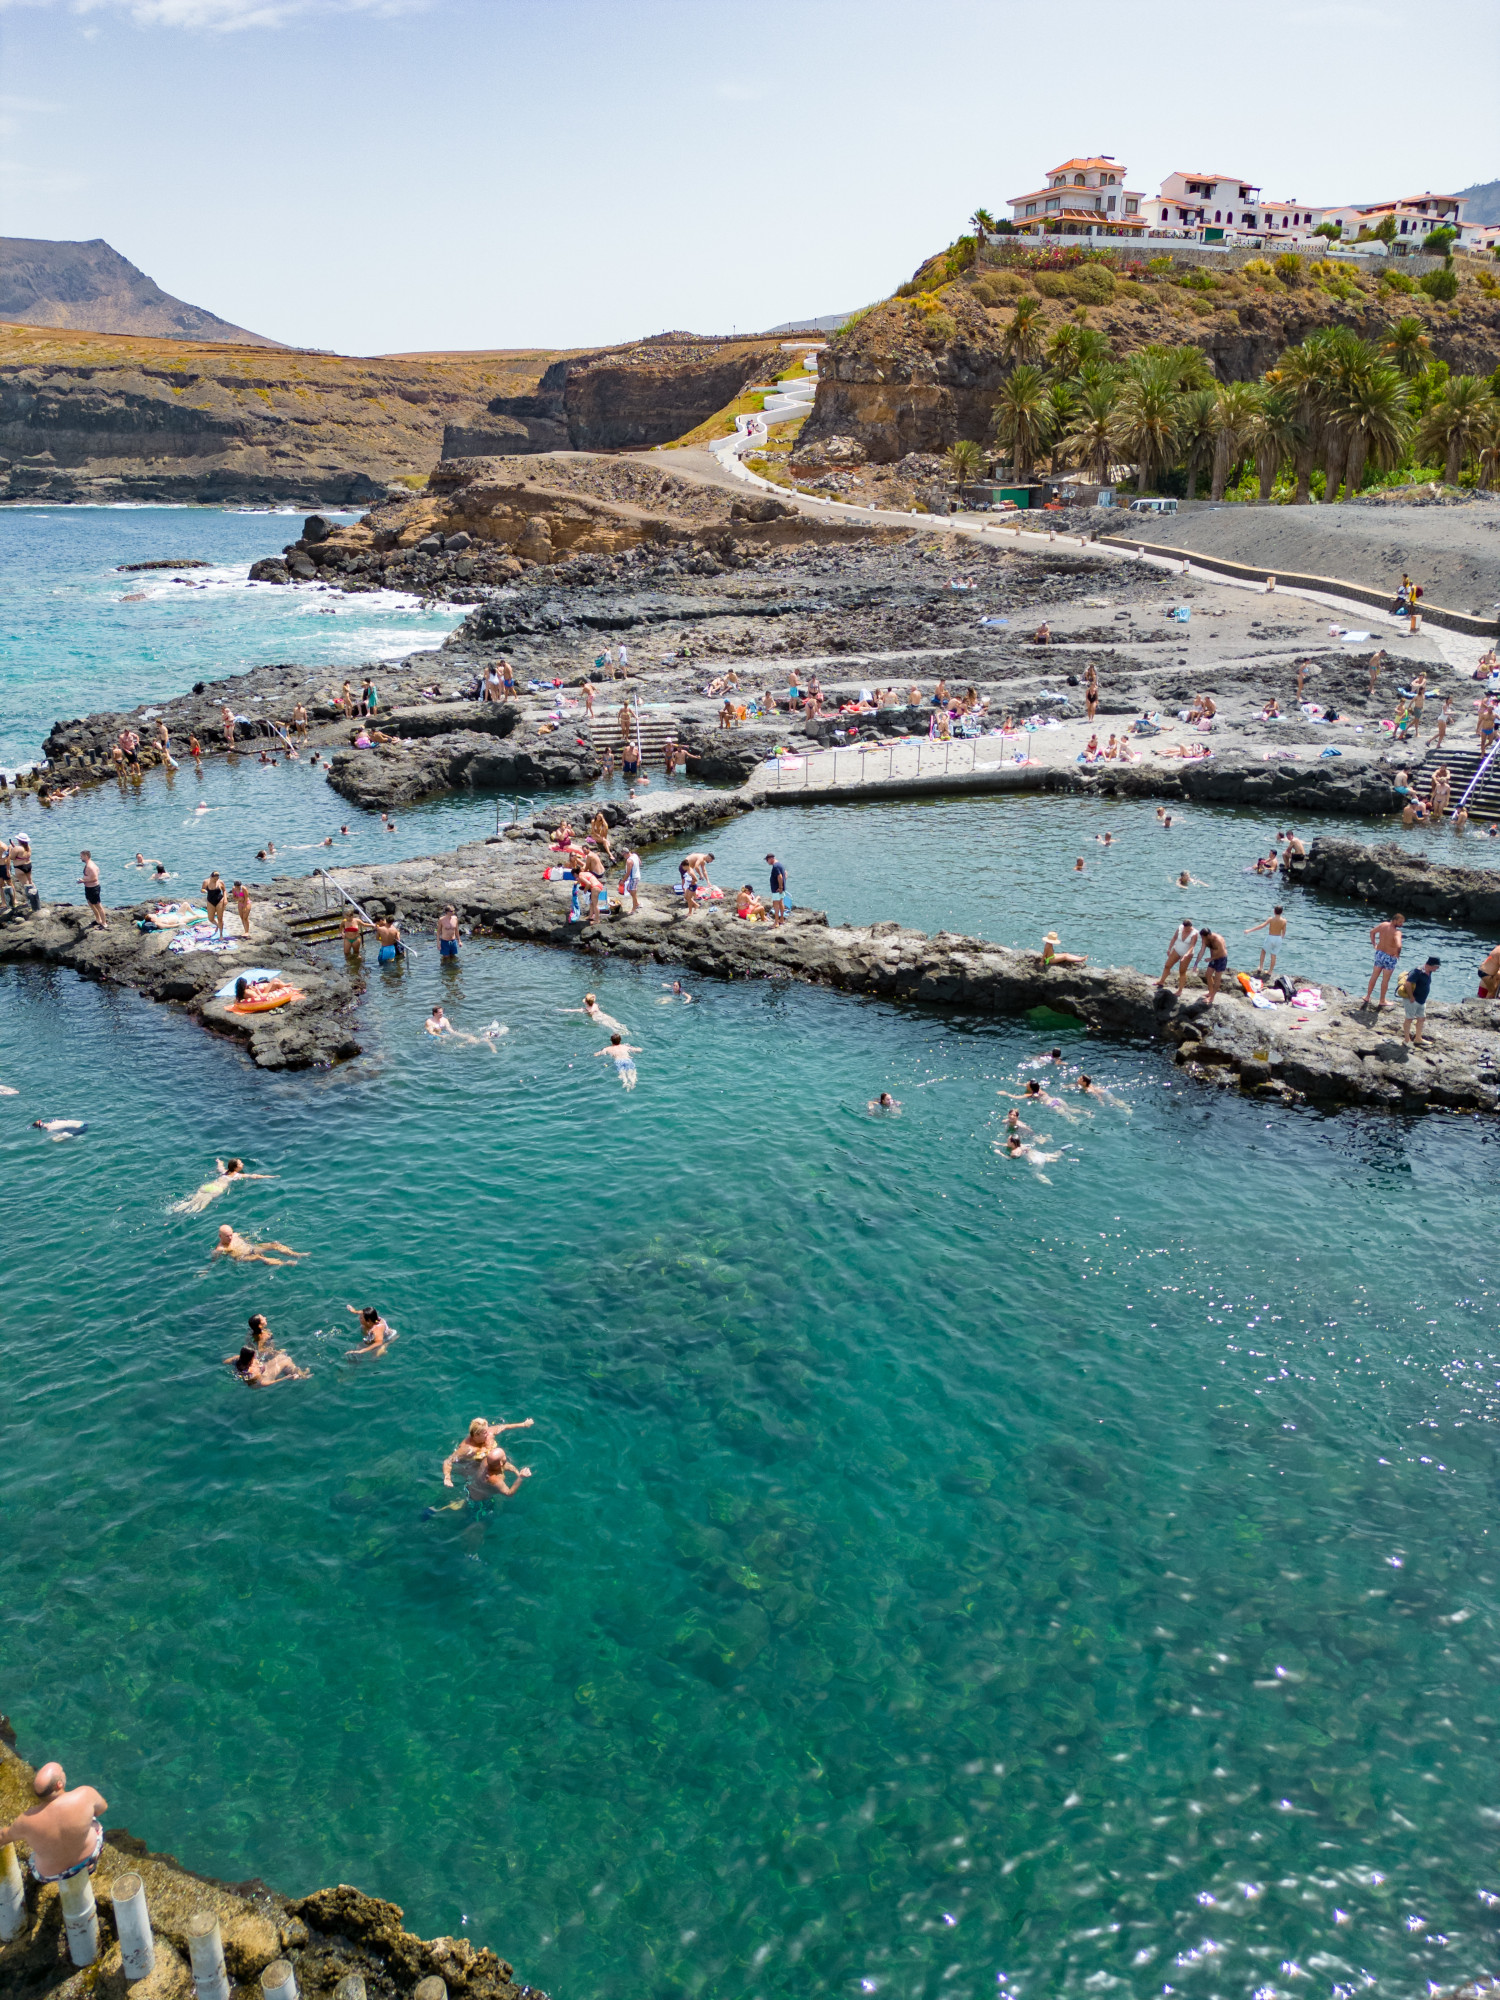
[946,310,1500,502]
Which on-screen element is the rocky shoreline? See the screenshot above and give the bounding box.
[0,1732,541,2000]
[3,797,1496,1115]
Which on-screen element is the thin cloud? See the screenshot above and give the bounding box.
[0,0,434,28]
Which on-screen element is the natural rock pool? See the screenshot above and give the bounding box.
[7,507,1500,2000]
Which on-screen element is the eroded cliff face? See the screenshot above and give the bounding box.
[445,337,784,456]
[0,325,573,503]
[800,268,1500,462]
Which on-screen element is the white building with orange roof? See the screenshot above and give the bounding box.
[1150,171,1324,242]
[1006,156,1148,237]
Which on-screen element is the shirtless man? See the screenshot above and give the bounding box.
[682,851,716,891]
[212,1224,306,1267]
[436,905,461,961]
[469,1447,532,1500]
[1158,920,1199,991]
[78,851,107,930]
[0,1763,109,1884]
[1362,912,1405,1010]
[595,1033,643,1089]
[1245,906,1287,975]
[1196,926,1230,1003]
[564,992,628,1035]
[292,701,309,739]
[1077,1075,1130,1112]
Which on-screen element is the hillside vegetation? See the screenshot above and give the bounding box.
[801,238,1500,501]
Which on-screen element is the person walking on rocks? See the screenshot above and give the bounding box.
[618,848,642,914]
[617,641,629,676]
[10,833,35,911]
[78,850,107,930]
[1362,912,1405,1011]
[0,1762,109,1885]
[582,678,596,718]
[1399,955,1440,1047]
[1430,696,1453,749]
[231,880,252,936]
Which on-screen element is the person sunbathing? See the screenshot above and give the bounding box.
[1103,734,1119,759]
[1261,697,1281,720]
[212,1224,306,1267]
[1039,931,1087,968]
[1081,735,1101,762]
[735,885,767,920]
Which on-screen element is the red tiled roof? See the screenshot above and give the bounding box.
[1046,156,1123,174]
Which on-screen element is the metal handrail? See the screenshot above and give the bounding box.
[1456,748,1497,814]
[311,869,379,926]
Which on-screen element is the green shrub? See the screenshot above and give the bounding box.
[1066,265,1116,305]
[1419,267,1459,301]
[1273,252,1304,285]
[1379,268,1416,294]
[969,272,1024,307]
[1032,272,1071,298]
[1242,258,1276,283]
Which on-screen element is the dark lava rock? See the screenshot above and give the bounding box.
[302,514,334,545]
[326,728,599,807]
[248,556,290,584]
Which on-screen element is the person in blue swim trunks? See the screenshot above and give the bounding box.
[0,1762,109,1885]
[373,913,402,963]
[1361,912,1404,1011]
[437,905,460,959]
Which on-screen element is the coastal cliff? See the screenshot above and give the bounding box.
[447,335,786,456]
[800,251,1500,462]
[0,325,788,505]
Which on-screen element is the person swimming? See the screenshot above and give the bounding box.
[212,1224,306,1267]
[868,1091,901,1113]
[346,1305,396,1358]
[595,1033,642,1089]
[567,992,629,1035]
[657,981,693,1005]
[171,1157,275,1213]
[33,1119,87,1141]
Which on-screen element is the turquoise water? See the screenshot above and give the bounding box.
[6,953,1500,2000]
[0,506,465,771]
[7,514,1500,2000]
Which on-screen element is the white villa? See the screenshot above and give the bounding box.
[1151,172,1323,242]
[991,154,1490,256]
[1006,157,1148,237]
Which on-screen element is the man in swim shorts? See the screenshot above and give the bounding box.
[213,1224,306,1267]
[1197,926,1230,1003]
[766,853,786,924]
[1244,906,1287,975]
[595,1032,643,1089]
[78,851,108,930]
[0,1762,109,1884]
[437,906,461,959]
[373,914,402,964]
[1400,955,1440,1047]
[618,850,642,914]
[1362,912,1405,1011]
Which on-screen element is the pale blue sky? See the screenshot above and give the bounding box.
[1,0,1494,354]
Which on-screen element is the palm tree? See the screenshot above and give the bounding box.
[970,208,997,242]
[1114,356,1183,495]
[1044,380,1076,470]
[1058,379,1120,484]
[989,364,1056,483]
[1384,316,1432,378]
[1209,381,1261,501]
[1477,406,1500,493]
[1248,385,1302,500]
[1072,327,1112,374]
[945,438,985,487]
[1334,360,1411,498]
[1003,298,1045,364]
[1136,342,1215,394]
[1271,332,1342,503]
[1046,322,1083,377]
[1177,388,1218,502]
[1416,375,1497,486]
[1316,329,1375,503]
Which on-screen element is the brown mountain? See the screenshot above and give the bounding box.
[0,237,280,345]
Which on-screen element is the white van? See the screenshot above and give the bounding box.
[1128,497,1178,514]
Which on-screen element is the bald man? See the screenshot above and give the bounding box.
[0,1763,108,1882]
